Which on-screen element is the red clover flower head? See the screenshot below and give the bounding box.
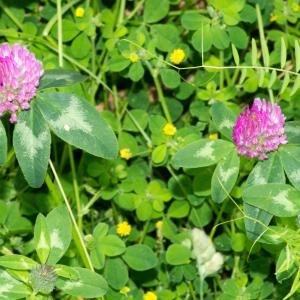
[233,98,287,160]
[0,43,43,122]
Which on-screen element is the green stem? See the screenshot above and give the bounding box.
[82,190,102,215]
[268,88,275,105]
[200,276,204,300]
[43,0,82,36]
[68,146,83,230]
[45,174,62,206]
[117,0,126,26]
[139,220,150,244]
[49,160,94,271]
[209,199,228,239]
[146,62,172,123]
[123,0,145,24]
[189,282,197,300]
[220,51,224,89]
[56,0,63,67]
[0,1,23,30]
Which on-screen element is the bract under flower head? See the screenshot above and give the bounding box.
[0,43,43,122]
[233,98,287,160]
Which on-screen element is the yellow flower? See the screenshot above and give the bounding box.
[120,286,131,294]
[170,48,185,65]
[129,53,139,63]
[155,220,163,229]
[270,15,278,22]
[143,291,157,300]
[208,133,218,140]
[120,148,132,160]
[162,123,176,136]
[75,7,85,18]
[292,2,300,12]
[116,221,132,237]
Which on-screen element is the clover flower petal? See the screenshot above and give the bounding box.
[233,98,287,160]
[0,43,43,122]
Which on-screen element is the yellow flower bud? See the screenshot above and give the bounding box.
[75,7,85,18]
[120,286,131,294]
[208,133,218,140]
[170,48,186,65]
[129,53,139,63]
[116,221,132,237]
[162,123,176,136]
[120,148,132,160]
[143,291,157,300]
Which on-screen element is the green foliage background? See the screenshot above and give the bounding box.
[1,0,300,299]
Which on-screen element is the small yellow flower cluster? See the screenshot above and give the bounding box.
[75,7,85,18]
[208,133,218,140]
[143,291,157,300]
[129,53,139,63]
[292,2,300,12]
[170,48,185,65]
[155,220,163,230]
[120,148,132,160]
[116,221,132,237]
[120,286,130,295]
[162,123,176,136]
[270,15,278,22]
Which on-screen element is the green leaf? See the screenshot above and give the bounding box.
[244,153,285,240]
[52,19,79,42]
[280,72,290,95]
[251,38,258,66]
[191,25,212,53]
[160,68,181,89]
[285,121,300,144]
[107,56,130,72]
[181,11,210,30]
[290,75,300,96]
[71,33,91,59]
[13,103,51,188]
[46,205,72,265]
[268,70,277,89]
[243,183,300,217]
[279,146,300,190]
[128,61,144,82]
[122,245,158,271]
[172,139,233,168]
[34,214,51,264]
[231,44,240,65]
[56,267,108,298]
[152,144,168,165]
[38,69,87,90]
[123,109,148,132]
[0,254,37,270]
[189,203,212,227]
[211,25,230,49]
[280,37,287,69]
[144,0,169,23]
[167,200,190,218]
[0,120,7,166]
[211,148,240,203]
[166,244,191,265]
[276,246,297,283]
[210,102,236,140]
[36,92,118,159]
[99,235,126,257]
[227,26,248,49]
[0,269,31,299]
[104,258,128,290]
[256,4,269,67]
[295,40,300,72]
[151,24,180,52]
